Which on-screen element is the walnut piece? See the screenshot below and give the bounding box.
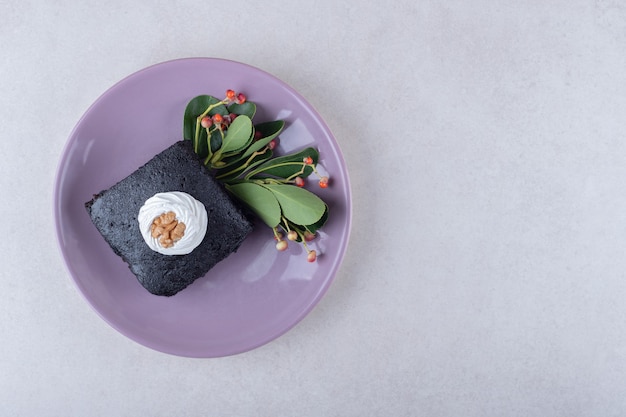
[150,211,186,248]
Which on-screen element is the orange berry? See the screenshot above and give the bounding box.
[319,176,329,188]
[226,89,236,100]
[212,113,223,124]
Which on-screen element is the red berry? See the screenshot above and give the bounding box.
[268,139,277,150]
[226,89,236,100]
[304,231,316,242]
[254,131,263,141]
[294,177,305,187]
[200,116,212,128]
[303,156,313,165]
[307,250,317,262]
[212,113,223,124]
[276,240,288,251]
[229,113,237,121]
[237,93,246,104]
[319,176,329,188]
[287,231,298,241]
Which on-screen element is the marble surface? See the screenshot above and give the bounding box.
[3,0,626,415]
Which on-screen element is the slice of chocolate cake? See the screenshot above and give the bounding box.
[85,140,254,296]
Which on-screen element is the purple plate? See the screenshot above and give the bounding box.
[54,58,352,357]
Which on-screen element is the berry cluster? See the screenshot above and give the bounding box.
[225,89,247,105]
[293,156,330,189]
[272,155,331,262]
[199,90,247,131]
[274,228,318,262]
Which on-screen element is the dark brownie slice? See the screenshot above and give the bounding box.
[85,140,253,296]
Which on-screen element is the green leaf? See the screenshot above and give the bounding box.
[248,147,319,180]
[263,184,326,226]
[239,120,285,159]
[220,115,253,155]
[183,95,229,157]
[193,127,208,158]
[228,102,256,118]
[304,204,329,231]
[183,95,209,139]
[283,204,329,241]
[255,120,285,142]
[226,182,281,228]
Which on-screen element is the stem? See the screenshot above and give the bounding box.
[309,164,324,179]
[297,229,312,250]
[203,126,226,165]
[254,177,284,186]
[285,163,307,182]
[281,216,291,232]
[202,127,215,165]
[215,147,270,180]
[194,118,202,154]
[198,100,228,120]
[244,161,310,180]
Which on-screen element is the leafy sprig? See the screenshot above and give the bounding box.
[183,90,330,262]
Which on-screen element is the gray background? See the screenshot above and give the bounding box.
[3,0,626,415]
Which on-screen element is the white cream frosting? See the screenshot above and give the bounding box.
[137,191,208,255]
